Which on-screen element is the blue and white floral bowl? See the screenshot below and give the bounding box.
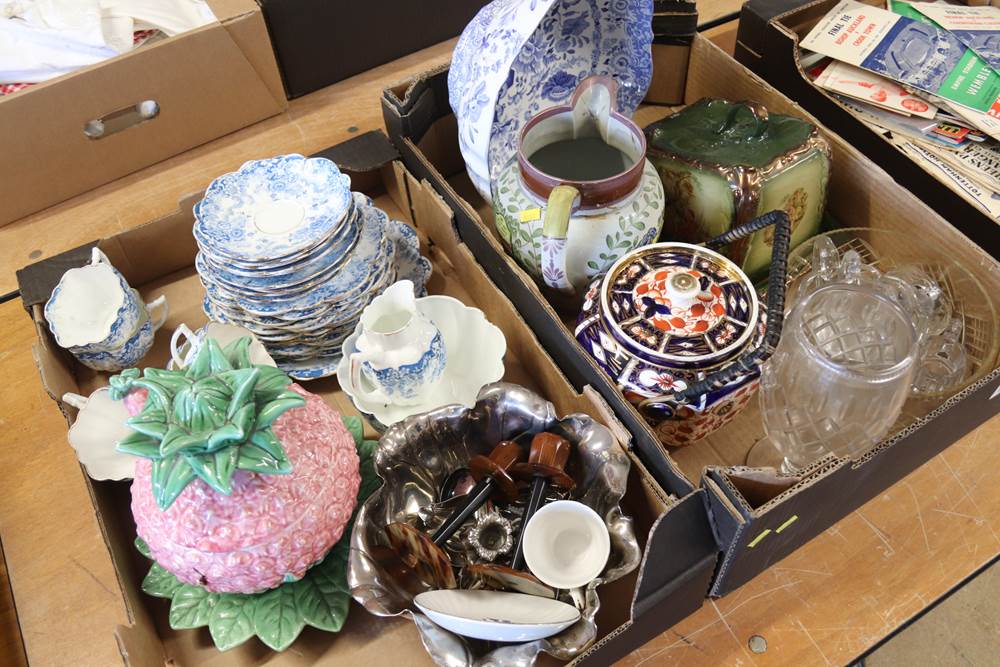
[449,0,654,201]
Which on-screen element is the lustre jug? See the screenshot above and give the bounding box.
[492,76,665,306]
[575,210,791,446]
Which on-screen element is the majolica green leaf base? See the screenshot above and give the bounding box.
[135,415,378,652]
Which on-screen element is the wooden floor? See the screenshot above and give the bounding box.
[1,5,999,666]
[0,540,27,667]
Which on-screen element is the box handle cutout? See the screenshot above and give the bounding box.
[84,101,160,139]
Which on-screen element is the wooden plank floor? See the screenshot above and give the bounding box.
[2,11,999,667]
[0,539,27,667]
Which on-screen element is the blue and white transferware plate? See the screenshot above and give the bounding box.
[278,355,343,381]
[203,205,361,281]
[193,154,352,262]
[450,0,654,201]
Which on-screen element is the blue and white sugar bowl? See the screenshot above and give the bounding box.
[349,280,447,406]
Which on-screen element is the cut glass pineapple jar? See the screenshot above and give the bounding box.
[645,98,831,279]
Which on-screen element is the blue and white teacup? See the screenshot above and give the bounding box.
[45,248,168,357]
[74,305,164,372]
[349,280,446,406]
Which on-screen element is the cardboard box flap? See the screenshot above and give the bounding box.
[17,244,99,311]
[213,0,287,107]
[382,65,452,154]
[708,462,858,595]
[207,0,261,21]
[0,1,285,227]
[314,131,400,174]
[630,490,717,618]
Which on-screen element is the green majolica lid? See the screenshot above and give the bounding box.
[645,98,817,168]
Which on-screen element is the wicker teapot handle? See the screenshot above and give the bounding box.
[675,210,791,403]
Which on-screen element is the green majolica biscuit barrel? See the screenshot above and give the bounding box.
[645,98,831,279]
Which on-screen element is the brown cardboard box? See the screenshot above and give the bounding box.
[380,34,1000,597]
[735,0,1000,259]
[0,0,286,228]
[16,133,719,666]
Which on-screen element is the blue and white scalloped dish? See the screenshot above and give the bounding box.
[193,154,353,262]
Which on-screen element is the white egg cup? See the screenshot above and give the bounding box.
[522,500,611,590]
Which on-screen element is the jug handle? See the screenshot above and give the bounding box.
[169,324,198,370]
[349,352,391,404]
[540,185,580,292]
[675,210,791,403]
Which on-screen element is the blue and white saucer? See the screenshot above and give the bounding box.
[196,180,432,380]
[194,154,353,263]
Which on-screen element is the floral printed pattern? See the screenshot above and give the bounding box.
[492,158,663,296]
[449,0,653,200]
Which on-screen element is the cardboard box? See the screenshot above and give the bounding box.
[735,0,999,259]
[259,0,491,99]
[0,0,286,228]
[380,34,1000,596]
[16,132,719,666]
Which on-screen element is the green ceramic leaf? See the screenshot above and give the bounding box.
[142,562,183,599]
[169,585,220,629]
[237,443,292,475]
[116,431,162,459]
[134,418,381,651]
[230,403,256,439]
[294,542,350,632]
[183,449,237,495]
[151,456,197,509]
[352,440,380,527]
[222,337,252,369]
[255,394,306,429]
[221,368,261,417]
[209,595,256,651]
[342,415,363,447]
[127,413,168,439]
[159,424,208,457]
[249,429,284,459]
[252,585,305,652]
[205,423,246,452]
[253,367,293,401]
[134,536,151,558]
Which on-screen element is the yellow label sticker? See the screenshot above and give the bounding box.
[775,515,799,533]
[747,529,771,548]
[519,208,542,222]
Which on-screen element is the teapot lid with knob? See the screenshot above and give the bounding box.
[599,241,760,371]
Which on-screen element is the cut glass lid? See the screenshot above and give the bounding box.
[600,243,759,365]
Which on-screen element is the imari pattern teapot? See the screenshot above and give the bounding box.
[576,210,792,446]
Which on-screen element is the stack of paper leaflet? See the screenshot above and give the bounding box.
[800,0,1000,220]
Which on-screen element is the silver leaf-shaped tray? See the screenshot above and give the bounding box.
[347,382,640,666]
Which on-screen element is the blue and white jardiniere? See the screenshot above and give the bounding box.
[349,280,447,406]
[449,0,654,202]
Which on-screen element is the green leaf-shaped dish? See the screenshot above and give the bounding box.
[135,415,378,652]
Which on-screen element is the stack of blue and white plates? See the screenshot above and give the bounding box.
[194,154,431,380]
